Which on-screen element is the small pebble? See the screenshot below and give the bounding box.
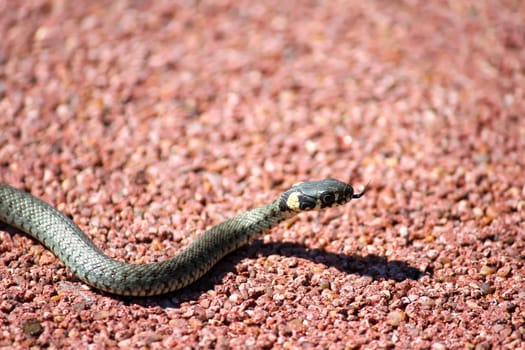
[480,282,495,295]
[22,320,44,337]
[479,264,497,275]
[387,311,407,326]
[496,265,511,277]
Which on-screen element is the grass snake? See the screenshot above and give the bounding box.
[0,178,366,296]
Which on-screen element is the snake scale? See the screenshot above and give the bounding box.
[0,179,366,296]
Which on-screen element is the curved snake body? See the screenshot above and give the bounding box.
[0,179,365,296]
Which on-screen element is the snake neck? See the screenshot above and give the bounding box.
[85,198,297,295]
[193,198,295,252]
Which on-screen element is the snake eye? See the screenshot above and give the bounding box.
[321,192,335,206]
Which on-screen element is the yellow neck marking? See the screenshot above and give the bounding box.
[286,192,301,211]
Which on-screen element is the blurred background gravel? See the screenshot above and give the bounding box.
[0,1,524,349]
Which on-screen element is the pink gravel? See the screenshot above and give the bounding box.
[1,0,524,349]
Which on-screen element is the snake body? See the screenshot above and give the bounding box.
[0,179,365,296]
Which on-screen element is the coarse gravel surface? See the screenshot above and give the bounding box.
[0,1,524,349]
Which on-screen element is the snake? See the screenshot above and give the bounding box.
[0,178,366,296]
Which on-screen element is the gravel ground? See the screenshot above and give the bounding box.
[1,0,524,349]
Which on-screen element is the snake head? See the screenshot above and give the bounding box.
[280,178,367,212]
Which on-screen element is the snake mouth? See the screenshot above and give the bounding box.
[352,182,369,199]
